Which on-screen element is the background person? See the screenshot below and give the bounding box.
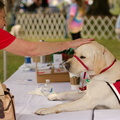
[67,0,86,40]
[20,0,42,13]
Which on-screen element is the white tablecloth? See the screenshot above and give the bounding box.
[4,64,120,120]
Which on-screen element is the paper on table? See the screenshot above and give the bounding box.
[28,88,56,96]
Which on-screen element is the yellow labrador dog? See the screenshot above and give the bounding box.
[35,41,120,115]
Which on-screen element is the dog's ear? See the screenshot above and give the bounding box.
[93,52,106,74]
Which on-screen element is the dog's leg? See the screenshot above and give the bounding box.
[35,82,96,115]
[35,94,93,115]
[48,91,86,101]
[35,81,118,115]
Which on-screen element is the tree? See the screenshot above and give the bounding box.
[110,1,120,15]
[87,0,112,16]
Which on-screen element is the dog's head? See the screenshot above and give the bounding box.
[64,41,115,75]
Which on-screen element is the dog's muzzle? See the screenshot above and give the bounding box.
[64,62,70,71]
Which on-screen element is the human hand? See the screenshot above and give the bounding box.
[69,38,95,48]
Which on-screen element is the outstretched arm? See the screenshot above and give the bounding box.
[4,38,94,56]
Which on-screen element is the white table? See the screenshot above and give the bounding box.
[4,64,120,120]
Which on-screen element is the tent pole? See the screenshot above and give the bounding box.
[3,0,7,81]
[3,51,7,81]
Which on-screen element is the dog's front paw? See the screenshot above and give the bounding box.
[47,93,58,101]
[35,107,59,115]
[47,93,66,101]
[35,108,46,115]
[35,108,49,115]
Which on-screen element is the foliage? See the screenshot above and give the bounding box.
[87,0,112,16]
[110,1,120,15]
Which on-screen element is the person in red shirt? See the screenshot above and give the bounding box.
[0,1,94,57]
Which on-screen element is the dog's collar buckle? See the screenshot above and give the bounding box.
[86,79,90,83]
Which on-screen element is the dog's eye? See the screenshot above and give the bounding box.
[80,56,86,59]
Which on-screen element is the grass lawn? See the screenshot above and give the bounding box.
[0,38,120,83]
[97,39,120,59]
[0,51,24,82]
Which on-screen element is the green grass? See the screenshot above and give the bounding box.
[0,51,24,82]
[0,38,120,83]
[97,39,120,59]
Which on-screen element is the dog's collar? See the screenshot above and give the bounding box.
[73,55,116,74]
[100,59,116,74]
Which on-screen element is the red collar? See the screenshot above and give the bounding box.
[100,59,116,74]
[73,55,116,74]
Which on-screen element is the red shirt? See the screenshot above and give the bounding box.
[0,29,16,50]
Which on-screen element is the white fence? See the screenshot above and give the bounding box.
[16,13,117,41]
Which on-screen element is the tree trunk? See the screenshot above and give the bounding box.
[87,0,112,16]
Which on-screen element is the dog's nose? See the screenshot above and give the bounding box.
[64,62,70,70]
